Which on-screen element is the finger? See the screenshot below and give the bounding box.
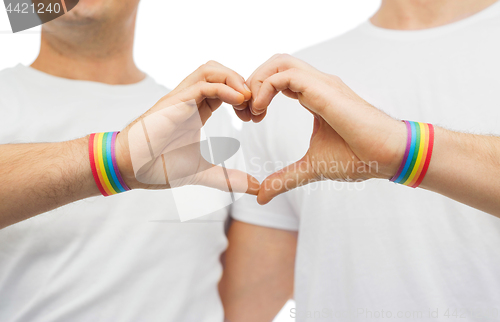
[177,62,251,101]
[257,156,317,205]
[246,54,311,107]
[252,68,310,115]
[250,109,266,123]
[245,53,282,88]
[282,89,299,100]
[203,65,252,102]
[233,106,252,122]
[179,82,246,106]
[197,165,261,195]
[148,82,245,129]
[233,100,248,111]
[205,98,223,112]
[198,104,214,125]
[245,54,289,116]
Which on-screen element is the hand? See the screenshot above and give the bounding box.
[241,54,407,204]
[115,61,259,195]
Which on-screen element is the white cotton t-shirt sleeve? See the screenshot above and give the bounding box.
[231,192,300,231]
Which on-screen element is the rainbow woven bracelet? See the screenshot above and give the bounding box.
[88,132,130,196]
[390,121,435,188]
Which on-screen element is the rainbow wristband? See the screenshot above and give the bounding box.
[390,121,435,188]
[88,132,130,196]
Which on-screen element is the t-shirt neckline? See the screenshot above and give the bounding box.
[360,0,500,41]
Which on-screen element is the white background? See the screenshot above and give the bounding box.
[0,1,381,321]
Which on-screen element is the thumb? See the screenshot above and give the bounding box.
[196,164,261,196]
[257,156,317,205]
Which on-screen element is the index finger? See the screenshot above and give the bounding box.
[245,54,313,117]
[171,61,252,101]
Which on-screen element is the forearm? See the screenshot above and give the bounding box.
[419,127,500,216]
[220,220,296,322]
[0,136,99,228]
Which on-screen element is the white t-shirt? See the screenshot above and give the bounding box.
[0,64,238,322]
[233,2,500,321]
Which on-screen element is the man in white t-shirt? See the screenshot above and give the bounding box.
[0,1,252,321]
[220,0,500,321]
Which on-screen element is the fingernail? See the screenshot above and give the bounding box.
[244,83,251,92]
[251,107,265,115]
[233,104,246,111]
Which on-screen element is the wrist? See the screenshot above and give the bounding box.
[68,136,102,198]
[88,132,134,194]
[380,120,408,180]
[114,131,140,190]
[360,119,407,181]
[388,121,435,187]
